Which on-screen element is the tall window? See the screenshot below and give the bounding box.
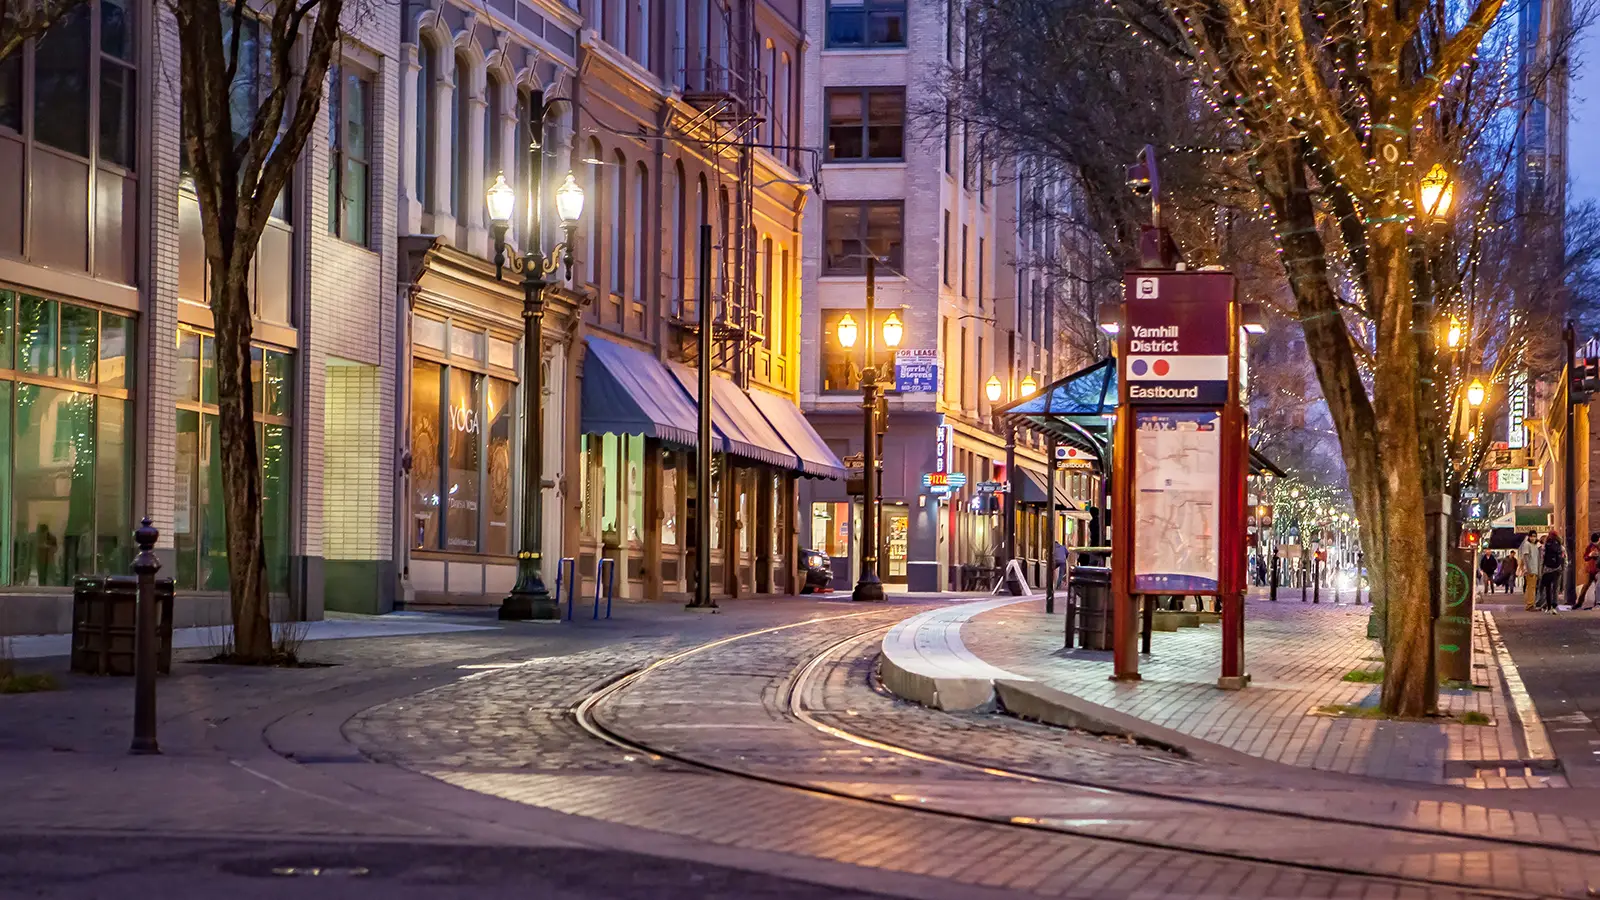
[777,246,790,353]
[960,224,969,296]
[584,140,601,283]
[760,236,773,340]
[633,162,648,306]
[825,89,903,162]
[99,0,135,169]
[672,163,686,311]
[826,0,906,47]
[611,151,626,298]
[174,326,290,592]
[698,0,711,89]
[328,65,371,245]
[718,185,730,299]
[637,0,651,68]
[977,236,985,306]
[483,72,503,228]
[673,0,686,88]
[694,174,708,311]
[776,55,791,152]
[823,201,903,274]
[451,52,470,218]
[415,39,436,208]
[941,211,951,284]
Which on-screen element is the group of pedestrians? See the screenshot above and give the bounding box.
[1480,532,1600,612]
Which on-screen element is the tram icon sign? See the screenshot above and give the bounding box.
[1136,277,1159,299]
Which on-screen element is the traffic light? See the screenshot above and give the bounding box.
[1573,354,1600,400]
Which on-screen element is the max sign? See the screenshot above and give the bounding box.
[1123,273,1233,405]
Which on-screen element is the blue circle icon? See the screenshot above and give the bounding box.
[1131,359,1148,376]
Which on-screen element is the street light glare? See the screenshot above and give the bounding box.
[1466,378,1486,408]
[985,375,1003,403]
[555,172,585,227]
[1020,374,1038,396]
[1446,317,1462,349]
[836,313,859,349]
[485,173,515,226]
[882,311,904,348]
[1420,163,1453,220]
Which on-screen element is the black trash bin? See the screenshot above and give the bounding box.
[1066,565,1112,650]
[70,575,176,676]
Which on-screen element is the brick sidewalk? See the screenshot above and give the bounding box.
[959,593,1558,787]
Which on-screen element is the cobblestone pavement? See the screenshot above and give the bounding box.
[960,594,1549,786]
[355,608,1600,898]
[15,596,1600,898]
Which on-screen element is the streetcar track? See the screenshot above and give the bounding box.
[570,614,1574,899]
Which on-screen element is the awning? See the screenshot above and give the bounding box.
[580,335,708,449]
[668,363,800,470]
[1018,469,1074,508]
[746,388,848,479]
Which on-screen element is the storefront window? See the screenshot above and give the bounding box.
[410,323,519,556]
[445,367,481,552]
[883,505,908,578]
[484,377,514,556]
[710,458,721,550]
[626,434,644,544]
[0,293,134,586]
[771,474,782,556]
[737,474,749,554]
[811,502,849,556]
[600,433,619,545]
[660,450,677,546]
[173,327,292,592]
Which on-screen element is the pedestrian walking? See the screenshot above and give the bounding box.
[1053,540,1068,590]
[1479,549,1498,595]
[1521,532,1542,611]
[1494,552,1519,594]
[1580,533,1600,610]
[1539,533,1565,612]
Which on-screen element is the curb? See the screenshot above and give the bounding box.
[990,680,1190,756]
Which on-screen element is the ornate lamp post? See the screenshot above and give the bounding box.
[837,257,901,602]
[486,99,583,621]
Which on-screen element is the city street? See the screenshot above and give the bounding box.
[6,596,1600,898]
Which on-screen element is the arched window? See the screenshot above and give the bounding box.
[717,185,730,301]
[760,236,773,340]
[451,50,471,218]
[777,54,790,156]
[634,162,649,305]
[585,138,602,284]
[416,38,437,209]
[672,163,686,311]
[611,150,626,297]
[483,71,502,228]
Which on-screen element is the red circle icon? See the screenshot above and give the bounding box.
[1153,359,1170,376]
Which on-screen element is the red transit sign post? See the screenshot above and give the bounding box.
[1111,270,1249,688]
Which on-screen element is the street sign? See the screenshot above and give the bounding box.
[1123,272,1233,405]
[1484,447,1529,470]
[976,480,1010,493]
[1489,468,1530,492]
[894,349,939,394]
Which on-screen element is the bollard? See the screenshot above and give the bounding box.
[1313,558,1321,604]
[130,518,161,755]
[1301,562,1308,602]
[1269,555,1279,601]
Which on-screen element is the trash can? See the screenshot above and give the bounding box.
[70,575,176,676]
[1066,566,1112,650]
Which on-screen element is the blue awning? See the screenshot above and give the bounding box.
[746,388,848,479]
[668,363,800,470]
[580,335,710,450]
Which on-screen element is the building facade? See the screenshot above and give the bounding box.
[796,0,1090,591]
[0,0,403,634]
[395,0,838,606]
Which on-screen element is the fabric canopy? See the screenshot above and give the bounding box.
[668,363,800,470]
[579,335,707,449]
[1018,469,1074,508]
[746,388,849,479]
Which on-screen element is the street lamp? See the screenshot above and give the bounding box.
[486,97,583,622]
[1466,378,1486,408]
[1420,163,1454,221]
[1446,316,1463,349]
[985,375,1003,404]
[846,257,901,602]
[1020,374,1038,397]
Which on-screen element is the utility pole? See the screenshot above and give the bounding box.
[854,257,885,602]
[689,224,716,609]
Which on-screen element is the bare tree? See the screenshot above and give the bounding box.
[0,0,89,61]
[170,0,345,661]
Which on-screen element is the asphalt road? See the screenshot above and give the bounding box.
[0,835,901,899]
[1492,605,1600,785]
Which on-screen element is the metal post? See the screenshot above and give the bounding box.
[689,224,716,608]
[1313,555,1320,604]
[1270,550,1278,601]
[1002,417,1016,569]
[854,257,885,602]
[1045,435,1057,613]
[130,518,160,755]
[1566,320,1579,611]
[501,93,557,621]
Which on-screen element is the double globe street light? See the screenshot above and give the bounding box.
[483,104,584,621]
[835,257,903,603]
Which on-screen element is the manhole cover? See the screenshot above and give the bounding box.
[271,866,370,878]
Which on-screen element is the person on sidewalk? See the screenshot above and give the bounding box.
[1494,552,1518,594]
[1053,541,1068,589]
[1580,533,1600,609]
[1539,533,1565,612]
[1521,533,1543,611]
[1479,550,1498,594]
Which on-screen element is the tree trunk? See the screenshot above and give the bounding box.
[209,250,270,661]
